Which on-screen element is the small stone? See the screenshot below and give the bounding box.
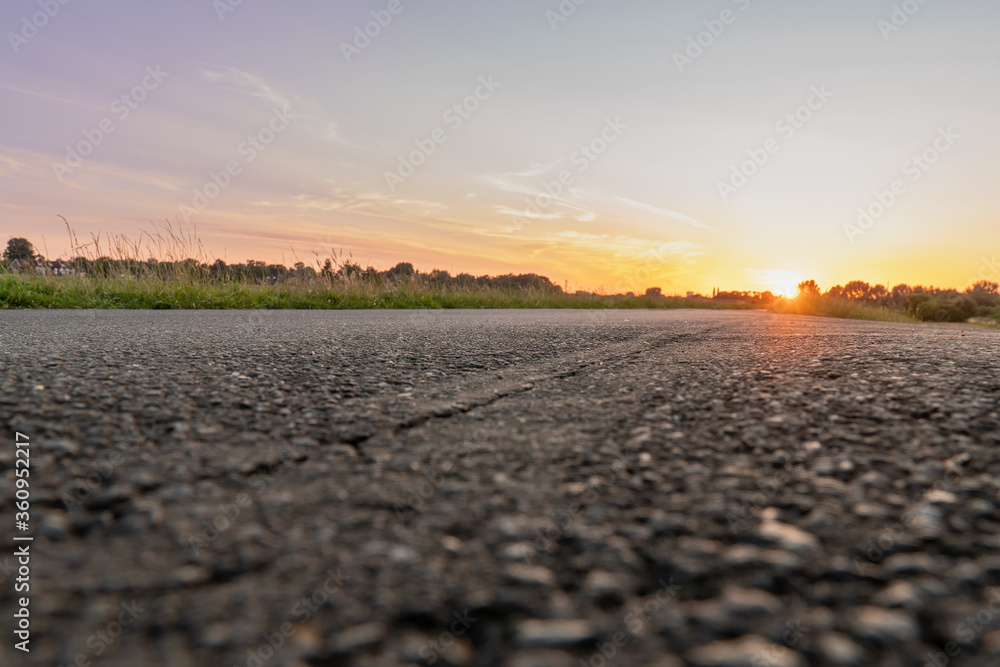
[167,565,211,587]
[504,564,556,587]
[983,628,1000,653]
[873,581,924,610]
[759,518,819,552]
[906,506,945,539]
[924,489,959,505]
[583,570,627,603]
[200,622,233,647]
[721,545,763,567]
[848,606,918,645]
[505,650,576,667]
[688,635,805,667]
[333,622,385,652]
[947,557,1000,585]
[515,619,594,648]
[441,535,463,553]
[499,542,537,561]
[445,637,474,666]
[39,512,70,540]
[721,586,784,616]
[802,440,823,453]
[689,587,784,635]
[816,632,865,665]
[883,553,939,577]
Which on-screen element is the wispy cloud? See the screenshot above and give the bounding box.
[198,66,338,143]
[611,196,713,230]
[0,82,106,112]
[199,66,292,110]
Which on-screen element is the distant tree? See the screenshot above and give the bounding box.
[337,261,363,280]
[891,283,912,300]
[209,259,227,280]
[429,269,452,284]
[387,262,415,278]
[4,238,37,262]
[843,280,871,301]
[645,287,663,298]
[825,285,845,299]
[797,280,821,297]
[970,280,999,295]
[867,284,889,303]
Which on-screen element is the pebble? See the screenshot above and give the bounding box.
[848,606,919,644]
[759,516,819,552]
[332,622,385,653]
[515,619,594,648]
[687,634,805,667]
[504,564,557,587]
[816,632,866,665]
[582,570,627,603]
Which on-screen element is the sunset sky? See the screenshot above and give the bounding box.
[2,0,998,295]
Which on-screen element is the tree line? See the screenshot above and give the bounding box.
[796,279,1000,322]
[3,237,562,291]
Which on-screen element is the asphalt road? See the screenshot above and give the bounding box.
[1,309,999,667]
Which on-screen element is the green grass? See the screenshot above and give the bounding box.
[769,296,921,324]
[0,274,753,311]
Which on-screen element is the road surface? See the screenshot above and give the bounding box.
[1,310,999,666]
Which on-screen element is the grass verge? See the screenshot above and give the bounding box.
[769,296,921,324]
[0,274,753,311]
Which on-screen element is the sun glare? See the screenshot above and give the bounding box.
[750,270,803,298]
[774,283,801,298]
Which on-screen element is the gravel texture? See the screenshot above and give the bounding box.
[1,309,999,666]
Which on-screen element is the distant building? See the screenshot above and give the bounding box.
[8,258,76,276]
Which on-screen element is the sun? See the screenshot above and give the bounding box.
[773,282,801,298]
[752,270,805,298]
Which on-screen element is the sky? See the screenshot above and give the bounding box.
[2,0,998,295]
